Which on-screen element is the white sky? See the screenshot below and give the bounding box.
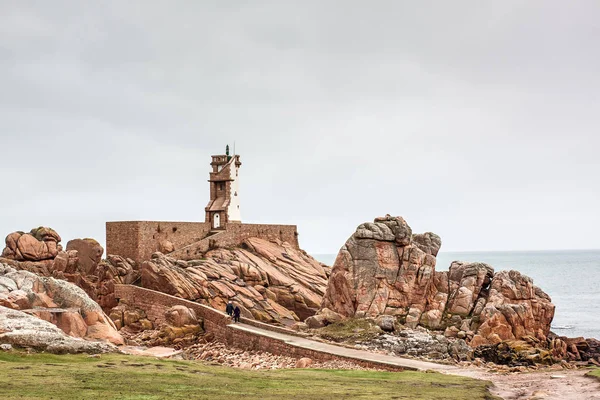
[1,1,599,255]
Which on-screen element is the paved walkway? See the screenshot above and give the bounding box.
[228,322,460,373]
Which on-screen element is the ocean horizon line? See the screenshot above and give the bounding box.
[312,248,600,256]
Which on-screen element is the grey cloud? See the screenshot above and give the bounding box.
[1,0,599,255]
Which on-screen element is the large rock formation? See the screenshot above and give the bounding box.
[66,238,104,275]
[0,264,123,345]
[0,229,140,310]
[2,227,62,261]
[320,215,555,346]
[0,306,116,354]
[141,237,330,325]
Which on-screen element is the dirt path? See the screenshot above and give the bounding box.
[453,367,600,400]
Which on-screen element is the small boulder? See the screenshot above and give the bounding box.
[444,326,460,338]
[295,357,314,368]
[319,308,344,325]
[159,240,175,254]
[305,315,326,329]
[375,315,396,332]
[291,322,309,331]
[165,305,198,327]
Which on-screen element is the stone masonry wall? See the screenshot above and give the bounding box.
[107,221,299,263]
[106,222,141,262]
[137,221,211,261]
[223,223,298,249]
[114,285,404,371]
[106,221,211,263]
[114,284,231,342]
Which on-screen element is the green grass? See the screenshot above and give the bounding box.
[586,368,600,381]
[0,351,496,399]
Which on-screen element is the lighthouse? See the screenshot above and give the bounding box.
[205,145,241,229]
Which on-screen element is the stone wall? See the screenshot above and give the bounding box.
[114,284,231,341]
[106,222,141,262]
[106,221,211,263]
[223,223,298,249]
[114,285,404,371]
[107,221,299,263]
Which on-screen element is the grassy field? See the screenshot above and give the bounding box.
[0,351,496,400]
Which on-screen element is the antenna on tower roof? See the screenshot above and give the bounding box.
[233,141,236,156]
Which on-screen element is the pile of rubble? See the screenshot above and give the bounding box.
[356,328,472,362]
[181,340,381,370]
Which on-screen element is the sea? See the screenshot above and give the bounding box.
[313,250,600,340]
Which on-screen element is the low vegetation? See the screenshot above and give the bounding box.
[0,351,497,399]
[587,368,600,381]
[317,318,383,343]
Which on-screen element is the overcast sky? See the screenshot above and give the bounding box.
[1,1,599,257]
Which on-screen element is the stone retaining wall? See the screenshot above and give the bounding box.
[114,285,404,371]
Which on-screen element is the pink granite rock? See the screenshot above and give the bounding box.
[141,237,330,326]
[66,238,104,275]
[0,263,123,345]
[320,215,555,346]
[2,227,61,261]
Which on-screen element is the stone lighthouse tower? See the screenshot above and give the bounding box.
[205,145,241,229]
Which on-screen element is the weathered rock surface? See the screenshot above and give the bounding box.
[66,238,104,275]
[140,237,330,326]
[364,329,473,361]
[0,306,116,354]
[1,248,139,310]
[118,305,204,347]
[321,215,555,347]
[0,264,123,345]
[305,308,345,329]
[2,227,62,261]
[109,303,154,332]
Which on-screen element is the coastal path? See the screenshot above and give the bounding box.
[228,322,459,373]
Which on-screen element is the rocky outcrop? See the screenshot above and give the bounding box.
[118,305,204,347]
[66,238,104,275]
[320,215,555,347]
[468,269,554,346]
[1,244,139,311]
[363,329,472,361]
[0,306,116,354]
[412,232,442,257]
[470,333,599,367]
[0,264,123,345]
[109,303,154,332]
[141,237,330,326]
[1,227,62,261]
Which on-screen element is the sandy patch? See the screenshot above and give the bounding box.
[453,367,600,400]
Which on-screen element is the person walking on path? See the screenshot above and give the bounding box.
[233,305,241,323]
[226,301,234,317]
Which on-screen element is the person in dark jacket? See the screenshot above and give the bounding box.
[233,305,241,323]
[225,301,234,317]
